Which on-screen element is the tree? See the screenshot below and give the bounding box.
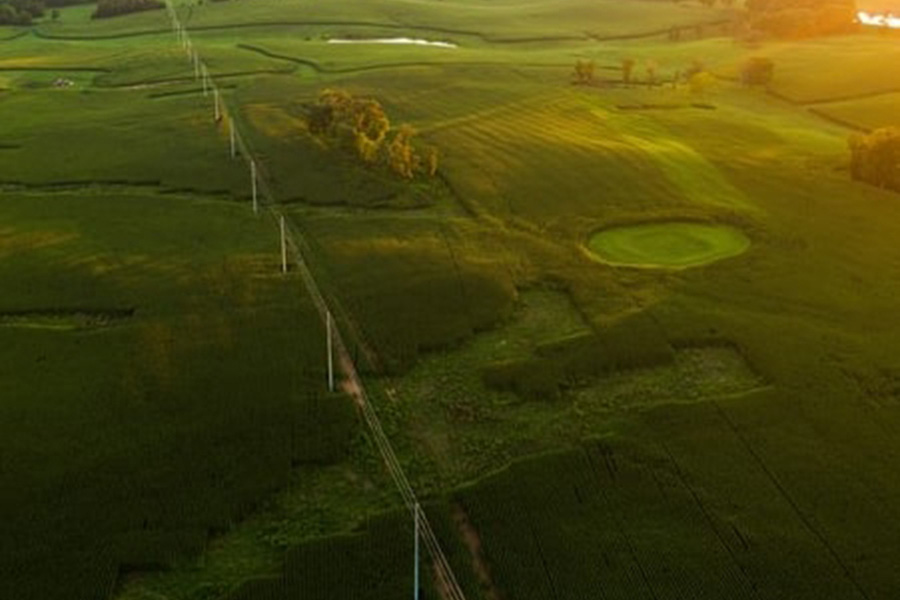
[572,59,596,85]
[849,128,900,193]
[621,57,636,84]
[350,98,389,163]
[424,147,439,177]
[741,56,774,85]
[388,125,419,179]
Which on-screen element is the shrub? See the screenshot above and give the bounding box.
[741,57,775,86]
[849,127,900,193]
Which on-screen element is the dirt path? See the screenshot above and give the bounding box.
[452,502,504,600]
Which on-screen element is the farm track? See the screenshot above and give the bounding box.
[236,42,574,74]
[0,65,110,73]
[798,87,900,106]
[761,86,900,133]
[102,67,294,89]
[0,179,246,203]
[30,16,732,45]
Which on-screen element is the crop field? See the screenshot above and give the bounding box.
[4,0,900,599]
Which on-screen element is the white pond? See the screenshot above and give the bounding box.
[327,37,458,48]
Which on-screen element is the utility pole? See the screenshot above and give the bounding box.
[251,160,258,213]
[229,117,236,158]
[280,215,288,274]
[414,503,420,600]
[326,311,334,392]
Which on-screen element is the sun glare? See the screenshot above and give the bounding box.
[857,10,900,28]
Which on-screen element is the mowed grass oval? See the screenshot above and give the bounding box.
[587,221,750,269]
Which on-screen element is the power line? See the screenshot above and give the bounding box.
[161,4,468,598]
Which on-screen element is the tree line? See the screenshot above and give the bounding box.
[0,0,81,25]
[307,89,439,180]
[92,0,163,19]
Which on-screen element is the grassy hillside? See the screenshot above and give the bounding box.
[4,0,900,599]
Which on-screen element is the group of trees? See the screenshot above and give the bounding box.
[572,59,596,85]
[0,0,45,25]
[741,56,774,85]
[571,58,660,86]
[849,128,900,193]
[308,89,438,180]
[0,0,82,25]
[92,0,163,19]
[745,0,857,38]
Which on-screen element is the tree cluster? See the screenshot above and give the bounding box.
[92,0,163,19]
[308,89,439,180]
[849,128,900,193]
[0,0,94,24]
[0,0,43,25]
[745,0,857,38]
[741,56,774,85]
[572,59,596,85]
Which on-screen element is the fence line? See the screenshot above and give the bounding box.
[160,4,468,598]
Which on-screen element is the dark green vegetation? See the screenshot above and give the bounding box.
[3,0,900,599]
[93,0,163,20]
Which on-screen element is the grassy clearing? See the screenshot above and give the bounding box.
[586,221,751,268]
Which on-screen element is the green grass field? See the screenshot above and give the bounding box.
[5,0,900,599]
[586,221,751,268]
